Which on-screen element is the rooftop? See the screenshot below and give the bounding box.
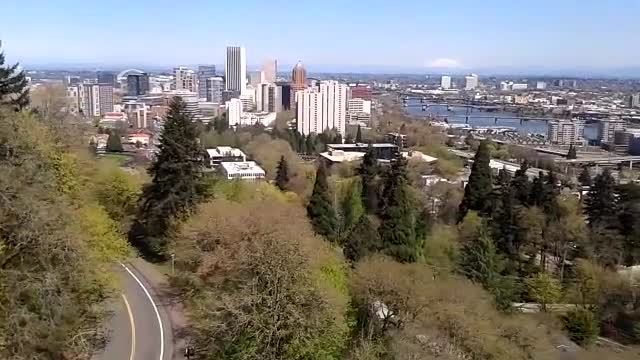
[220,161,265,175]
[206,146,246,159]
[327,143,398,150]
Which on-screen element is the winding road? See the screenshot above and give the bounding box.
[93,261,185,360]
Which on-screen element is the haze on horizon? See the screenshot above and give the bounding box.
[1,0,639,75]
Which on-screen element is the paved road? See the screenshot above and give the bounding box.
[93,262,176,360]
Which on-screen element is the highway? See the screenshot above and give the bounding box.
[93,262,175,360]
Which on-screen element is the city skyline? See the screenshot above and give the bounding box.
[2,0,640,76]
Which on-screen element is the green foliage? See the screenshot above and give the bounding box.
[616,183,640,266]
[338,177,365,238]
[566,144,577,159]
[378,156,420,262]
[524,272,562,311]
[422,223,459,272]
[275,155,290,191]
[344,215,381,263]
[358,144,380,213]
[0,109,126,359]
[0,46,29,109]
[355,124,363,143]
[93,163,143,229]
[562,308,599,346]
[585,169,617,228]
[458,140,492,221]
[307,163,338,240]
[106,133,123,152]
[578,166,592,187]
[128,97,205,259]
[212,112,228,133]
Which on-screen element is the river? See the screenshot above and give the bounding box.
[403,101,598,140]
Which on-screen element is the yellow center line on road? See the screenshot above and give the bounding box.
[121,293,136,360]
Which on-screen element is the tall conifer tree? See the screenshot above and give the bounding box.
[458,140,492,221]
[307,162,338,240]
[128,97,204,259]
[0,47,29,109]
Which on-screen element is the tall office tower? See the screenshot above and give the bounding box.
[249,70,264,87]
[98,84,114,114]
[226,98,243,127]
[598,119,626,144]
[629,94,640,108]
[440,76,451,90]
[464,74,479,90]
[536,81,547,90]
[127,72,150,96]
[174,66,197,92]
[319,80,348,136]
[290,60,307,109]
[261,58,277,83]
[547,119,585,145]
[279,83,291,110]
[268,84,282,113]
[80,84,101,117]
[255,83,270,112]
[225,46,247,94]
[206,76,224,103]
[97,71,116,86]
[197,65,216,100]
[296,89,322,135]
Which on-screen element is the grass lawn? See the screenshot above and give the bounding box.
[101,153,133,165]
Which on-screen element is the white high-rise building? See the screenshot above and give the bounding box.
[267,85,282,113]
[319,80,348,136]
[255,83,270,112]
[598,119,625,144]
[174,67,196,92]
[548,120,585,145]
[261,58,277,83]
[225,46,247,94]
[464,74,479,90]
[347,98,371,114]
[226,98,243,127]
[536,81,547,90]
[440,76,451,90]
[296,89,322,135]
[206,76,224,103]
[296,81,348,136]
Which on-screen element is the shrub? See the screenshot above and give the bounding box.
[562,308,599,346]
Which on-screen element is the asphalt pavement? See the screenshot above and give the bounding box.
[93,261,180,360]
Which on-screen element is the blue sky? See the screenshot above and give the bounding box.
[1,0,639,73]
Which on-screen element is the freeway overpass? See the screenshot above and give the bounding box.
[448,149,548,179]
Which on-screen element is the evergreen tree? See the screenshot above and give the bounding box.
[275,155,290,191]
[343,215,380,262]
[358,144,380,213]
[584,169,617,228]
[355,124,363,143]
[617,183,640,266]
[566,144,577,159]
[106,133,123,152]
[213,113,229,133]
[511,161,531,206]
[459,225,518,310]
[0,47,29,110]
[578,167,592,187]
[492,175,519,257]
[307,162,338,240]
[128,97,204,259]
[458,140,492,221]
[378,155,419,262]
[339,178,364,238]
[543,171,560,220]
[529,172,546,207]
[344,133,354,144]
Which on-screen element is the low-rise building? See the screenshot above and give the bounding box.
[219,161,266,180]
[206,146,247,168]
[326,143,399,160]
[126,129,153,146]
[100,112,127,128]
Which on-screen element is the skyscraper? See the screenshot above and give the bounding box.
[464,74,479,90]
[127,72,149,96]
[598,119,625,144]
[320,80,348,136]
[296,89,322,135]
[629,94,640,108]
[440,76,451,90]
[268,85,282,113]
[226,98,243,127]
[197,65,216,100]
[261,58,277,83]
[174,66,197,92]
[98,84,114,114]
[97,71,116,86]
[225,46,247,94]
[290,60,307,109]
[206,76,224,103]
